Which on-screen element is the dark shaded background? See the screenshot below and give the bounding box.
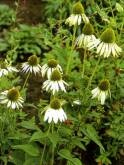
[0,0,44,24]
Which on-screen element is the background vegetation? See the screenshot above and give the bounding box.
[0,0,123,165]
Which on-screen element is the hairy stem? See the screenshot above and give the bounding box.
[40,125,51,165]
[65,26,77,75]
[22,72,30,90]
[50,123,54,165]
[86,56,101,89]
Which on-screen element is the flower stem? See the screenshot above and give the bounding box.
[82,48,87,78]
[40,125,51,165]
[50,123,54,165]
[65,26,77,75]
[108,0,114,18]
[22,72,30,90]
[86,56,101,89]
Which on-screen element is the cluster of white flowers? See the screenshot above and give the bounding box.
[0,60,24,109]
[0,55,68,122]
[75,26,122,58]
[0,55,68,110]
[65,1,123,105]
[41,59,68,124]
[66,2,122,58]
[0,1,122,124]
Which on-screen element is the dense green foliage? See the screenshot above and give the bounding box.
[0,1,123,165]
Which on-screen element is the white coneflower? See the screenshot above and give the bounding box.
[0,60,18,77]
[0,87,24,109]
[75,23,97,49]
[44,98,67,123]
[89,28,122,57]
[65,2,89,26]
[91,80,111,105]
[21,55,42,75]
[41,59,63,79]
[42,69,68,95]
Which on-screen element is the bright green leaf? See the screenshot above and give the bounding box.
[13,143,40,157]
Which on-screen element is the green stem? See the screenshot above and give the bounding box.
[40,125,51,165]
[40,144,46,165]
[57,123,62,133]
[108,0,114,18]
[50,123,54,165]
[65,26,77,75]
[86,56,101,89]
[22,72,30,90]
[82,48,87,78]
[14,0,20,23]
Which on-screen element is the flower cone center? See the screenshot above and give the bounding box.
[48,59,58,68]
[99,80,110,91]
[73,2,84,14]
[51,70,62,81]
[7,88,20,101]
[50,99,61,109]
[100,28,115,43]
[28,55,39,66]
[82,23,94,35]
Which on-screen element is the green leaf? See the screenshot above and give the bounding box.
[58,149,83,165]
[48,133,60,147]
[71,158,83,165]
[58,149,73,161]
[81,124,104,151]
[19,117,39,130]
[67,158,83,165]
[71,138,86,150]
[10,150,25,165]
[24,156,40,165]
[13,143,40,157]
[30,131,47,142]
[9,131,30,140]
[116,3,123,13]
[0,41,8,51]
[58,126,72,137]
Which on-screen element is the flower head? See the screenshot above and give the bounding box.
[41,59,63,79]
[0,87,24,109]
[91,80,111,105]
[21,55,42,75]
[90,28,122,57]
[0,60,18,77]
[42,69,68,95]
[44,98,67,123]
[75,23,97,49]
[65,2,89,26]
